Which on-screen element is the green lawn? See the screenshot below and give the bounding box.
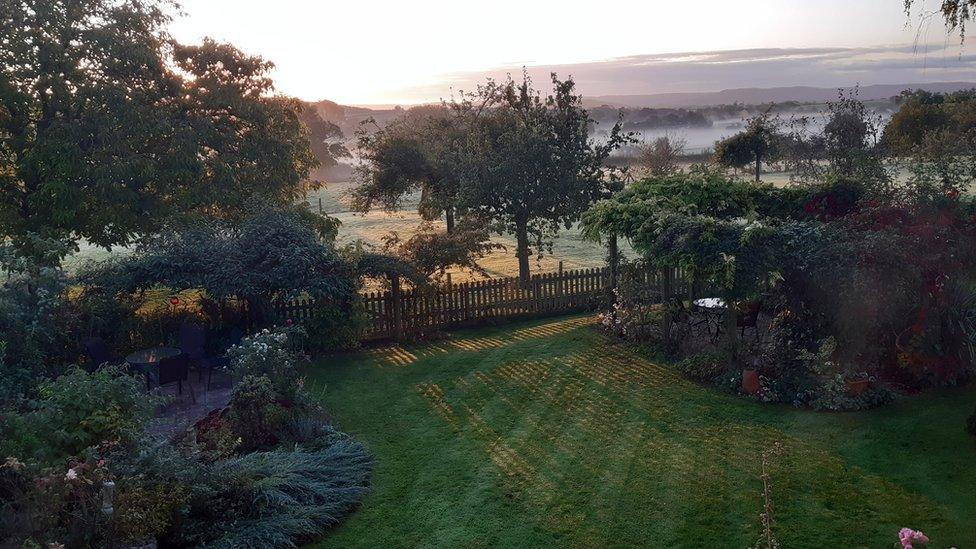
[306,315,976,548]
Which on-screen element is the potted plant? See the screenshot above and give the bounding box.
[844,372,872,395]
[741,354,762,395]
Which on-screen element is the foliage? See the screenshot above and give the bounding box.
[354,105,467,231]
[780,89,890,187]
[381,219,504,280]
[453,73,634,282]
[184,441,372,548]
[637,133,687,177]
[714,112,780,181]
[0,238,81,400]
[0,366,155,468]
[303,299,368,352]
[298,106,350,171]
[967,406,976,437]
[905,0,976,40]
[85,205,356,326]
[227,326,307,400]
[0,2,317,254]
[676,350,733,382]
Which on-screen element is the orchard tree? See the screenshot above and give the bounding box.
[456,73,632,283]
[354,105,467,232]
[713,112,779,182]
[0,0,318,258]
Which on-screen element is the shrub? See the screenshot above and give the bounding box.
[676,351,731,382]
[227,326,308,400]
[182,441,373,548]
[226,375,294,453]
[967,406,976,438]
[304,300,367,352]
[0,245,81,400]
[1,366,156,466]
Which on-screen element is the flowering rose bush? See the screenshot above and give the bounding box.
[227,325,307,400]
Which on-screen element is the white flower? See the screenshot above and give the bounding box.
[65,468,78,481]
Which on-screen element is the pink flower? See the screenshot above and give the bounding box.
[898,528,929,548]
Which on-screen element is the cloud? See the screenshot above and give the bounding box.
[376,44,976,104]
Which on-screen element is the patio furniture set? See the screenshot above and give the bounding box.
[81,324,243,401]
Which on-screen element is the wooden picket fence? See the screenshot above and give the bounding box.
[274,263,699,342]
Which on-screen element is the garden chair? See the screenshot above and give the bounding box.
[81,336,121,372]
[155,353,194,403]
[178,322,217,390]
[204,326,244,390]
[736,301,762,340]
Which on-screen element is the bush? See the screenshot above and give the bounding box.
[967,407,976,437]
[675,351,731,382]
[1,366,156,466]
[184,441,373,548]
[0,247,81,400]
[227,326,307,400]
[304,300,367,352]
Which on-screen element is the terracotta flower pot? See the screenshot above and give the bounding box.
[742,369,761,394]
[845,379,871,396]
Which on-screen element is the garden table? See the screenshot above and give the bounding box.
[692,298,727,340]
[125,347,193,401]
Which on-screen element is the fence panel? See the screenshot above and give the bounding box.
[272,264,708,342]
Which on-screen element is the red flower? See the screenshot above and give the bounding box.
[169,296,180,305]
[285,318,294,326]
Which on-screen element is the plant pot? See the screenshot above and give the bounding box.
[741,369,761,394]
[845,379,871,396]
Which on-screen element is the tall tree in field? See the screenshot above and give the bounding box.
[0,0,317,257]
[713,113,779,182]
[354,105,467,232]
[456,74,631,284]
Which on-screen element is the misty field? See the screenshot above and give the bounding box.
[307,180,631,281]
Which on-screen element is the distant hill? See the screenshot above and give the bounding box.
[588,82,976,108]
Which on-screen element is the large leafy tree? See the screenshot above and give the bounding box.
[0,0,317,256]
[455,73,632,283]
[354,105,466,232]
[713,113,779,182]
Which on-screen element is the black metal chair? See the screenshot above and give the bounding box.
[736,301,762,341]
[155,353,191,400]
[81,337,120,371]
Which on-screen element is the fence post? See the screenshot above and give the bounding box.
[390,273,403,341]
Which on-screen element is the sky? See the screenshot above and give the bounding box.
[168,0,976,105]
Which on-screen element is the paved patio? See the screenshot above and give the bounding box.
[148,370,235,439]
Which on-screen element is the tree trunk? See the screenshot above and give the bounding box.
[608,232,619,290]
[445,206,455,234]
[515,221,530,286]
[754,154,762,182]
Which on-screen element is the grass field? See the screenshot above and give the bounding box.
[307,181,630,281]
[306,314,976,548]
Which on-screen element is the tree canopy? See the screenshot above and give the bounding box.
[0,0,318,255]
[713,113,779,182]
[354,105,466,232]
[455,73,632,282]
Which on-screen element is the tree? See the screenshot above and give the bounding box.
[354,105,467,232]
[905,0,976,40]
[0,1,317,257]
[85,205,355,326]
[381,219,503,280]
[713,112,779,182]
[298,106,350,174]
[455,73,632,283]
[637,133,687,177]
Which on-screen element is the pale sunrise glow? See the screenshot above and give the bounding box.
[169,0,961,104]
